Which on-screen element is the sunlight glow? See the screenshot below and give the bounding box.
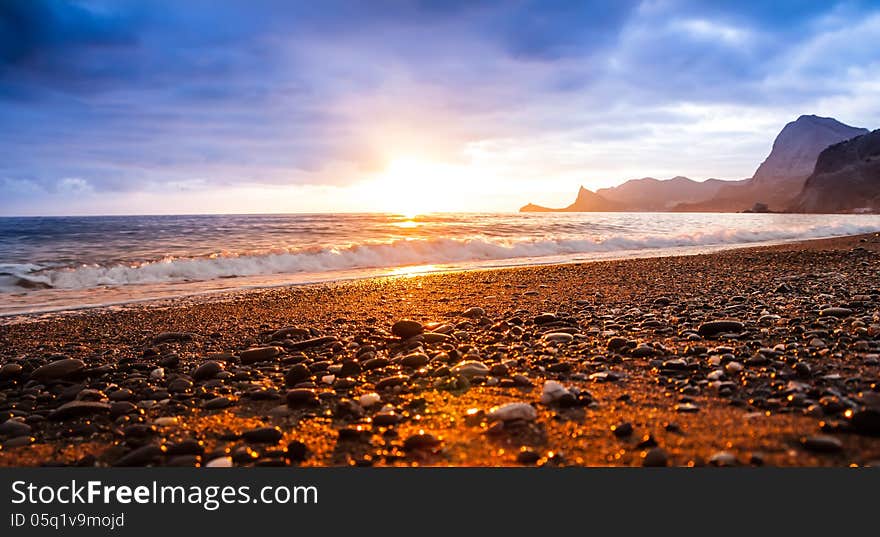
[388,264,439,277]
[355,156,493,214]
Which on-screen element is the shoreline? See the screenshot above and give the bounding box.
[1,231,879,467]
[4,230,880,322]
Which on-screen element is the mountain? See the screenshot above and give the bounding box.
[520,186,624,212]
[520,176,739,212]
[597,176,743,210]
[524,114,869,213]
[789,129,880,213]
[677,115,868,211]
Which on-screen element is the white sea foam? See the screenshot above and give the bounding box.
[4,220,878,292]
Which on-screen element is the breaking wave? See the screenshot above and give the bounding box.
[3,221,877,292]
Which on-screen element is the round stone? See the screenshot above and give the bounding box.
[642,447,668,467]
[819,307,853,318]
[242,427,283,444]
[488,402,537,422]
[698,320,744,337]
[400,352,430,367]
[403,432,442,451]
[203,396,233,410]
[611,422,633,438]
[802,435,843,453]
[391,320,424,338]
[239,346,282,365]
[0,419,32,438]
[450,360,490,378]
[285,363,311,386]
[31,359,85,381]
[192,361,223,381]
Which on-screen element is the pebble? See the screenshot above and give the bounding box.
[611,422,633,437]
[153,417,179,427]
[375,375,409,390]
[540,380,573,405]
[802,435,843,453]
[391,320,424,338]
[286,388,320,406]
[167,377,193,393]
[2,436,32,448]
[488,402,537,422]
[242,427,283,443]
[403,432,442,451]
[0,363,23,378]
[631,344,656,357]
[698,320,744,337]
[709,451,738,466]
[205,457,234,468]
[542,332,574,344]
[724,361,744,374]
[450,361,490,378]
[49,401,110,420]
[192,361,223,381]
[0,419,32,437]
[849,409,880,436]
[108,388,134,401]
[239,346,282,365]
[203,396,234,410]
[285,363,311,386]
[286,336,338,351]
[819,307,853,318]
[31,358,85,380]
[607,337,628,351]
[533,313,557,324]
[400,352,430,367]
[286,440,309,462]
[642,447,668,467]
[154,331,194,343]
[462,307,485,318]
[358,393,381,408]
[516,447,540,464]
[109,401,137,417]
[158,354,180,368]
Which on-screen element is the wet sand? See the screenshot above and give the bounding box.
[1,233,880,467]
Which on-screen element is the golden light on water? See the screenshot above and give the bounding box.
[389,264,438,277]
[394,217,420,228]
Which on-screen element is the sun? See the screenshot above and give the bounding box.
[353,155,497,214]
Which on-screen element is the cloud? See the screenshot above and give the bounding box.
[1,0,879,214]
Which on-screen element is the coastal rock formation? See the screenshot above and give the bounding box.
[519,177,739,212]
[596,176,740,210]
[680,115,868,211]
[520,186,624,212]
[522,115,868,213]
[789,129,880,213]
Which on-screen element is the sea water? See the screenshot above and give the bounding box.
[1,212,879,315]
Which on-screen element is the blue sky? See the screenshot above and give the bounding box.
[1,0,879,215]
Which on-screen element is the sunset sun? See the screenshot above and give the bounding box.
[365,156,462,216]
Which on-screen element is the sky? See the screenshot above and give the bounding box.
[1,0,879,215]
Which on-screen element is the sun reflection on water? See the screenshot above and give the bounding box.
[394,219,419,228]
[389,264,438,277]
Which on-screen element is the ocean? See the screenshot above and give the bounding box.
[1,212,879,315]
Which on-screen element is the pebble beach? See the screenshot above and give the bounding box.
[1,232,880,467]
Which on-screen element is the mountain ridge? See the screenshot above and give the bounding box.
[521,115,870,213]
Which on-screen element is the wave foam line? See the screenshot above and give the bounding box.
[3,222,878,291]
